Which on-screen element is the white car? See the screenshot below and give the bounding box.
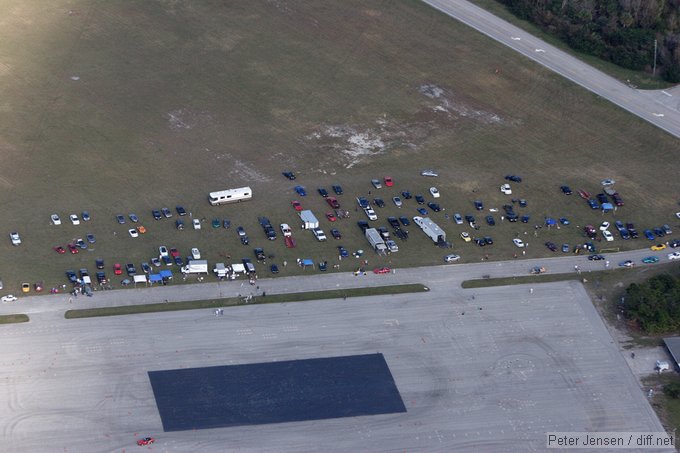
[192,219,201,230]
[513,238,525,248]
[159,246,169,257]
[69,214,80,225]
[599,221,610,231]
[1,294,17,303]
[500,183,512,195]
[392,197,402,207]
[9,232,21,246]
[191,247,201,259]
[421,169,439,177]
[602,230,614,241]
[51,214,61,225]
[364,207,377,221]
[128,228,139,238]
[668,252,680,261]
[371,179,382,189]
[453,213,463,224]
[429,187,440,198]
[280,223,292,237]
[676,212,680,219]
[444,254,460,263]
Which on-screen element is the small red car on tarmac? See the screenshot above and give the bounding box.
[137,437,155,446]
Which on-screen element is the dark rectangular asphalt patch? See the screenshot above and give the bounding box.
[148,353,406,431]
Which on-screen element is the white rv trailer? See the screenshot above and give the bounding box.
[208,187,252,206]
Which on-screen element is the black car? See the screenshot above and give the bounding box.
[518,199,527,208]
[653,227,665,237]
[176,206,187,216]
[670,239,680,248]
[474,200,484,211]
[282,171,296,180]
[596,193,608,204]
[505,175,522,183]
[483,236,494,245]
[332,185,343,195]
[628,228,639,239]
[388,217,400,229]
[415,195,425,204]
[319,261,328,272]
[173,256,183,266]
[612,192,624,206]
[79,268,89,279]
[95,259,104,270]
[357,220,369,233]
[399,216,410,226]
[152,209,162,220]
[588,254,606,261]
[486,215,495,226]
[270,264,280,274]
[141,262,152,273]
[125,263,136,275]
[427,202,441,212]
[474,237,486,246]
[96,272,107,284]
[545,241,557,252]
[66,270,77,283]
[318,187,329,198]
[161,207,172,218]
[254,248,266,261]
[223,218,231,229]
[401,191,412,200]
[331,228,341,239]
[373,198,385,208]
[175,219,184,230]
[560,185,572,195]
[240,235,249,245]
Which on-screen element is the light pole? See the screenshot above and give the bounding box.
[653,39,658,76]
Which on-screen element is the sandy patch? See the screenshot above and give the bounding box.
[165,108,213,131]
[419,83,503,125]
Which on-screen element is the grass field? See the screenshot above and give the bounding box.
[0,0,678,293]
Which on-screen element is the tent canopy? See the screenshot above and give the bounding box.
[133,275,147,283]
[159,270,173,279]
[149,274,162,282]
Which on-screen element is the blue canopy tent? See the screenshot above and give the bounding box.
[149,274,163,284]
[545,218,557,227]
[601,202,614,213]
[301,258,314,269]
[159,270,173,282]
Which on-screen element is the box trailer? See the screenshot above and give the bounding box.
[365,228,387,254]
[208,187,252,206]
[299,210,319,229]
[413,216,446,243]
[213,263,228,278]
[181,259,209,274]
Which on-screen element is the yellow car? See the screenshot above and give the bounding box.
[21,283,30,293]
[651,244,667,251]
[460,232,471,242]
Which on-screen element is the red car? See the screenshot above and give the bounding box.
[169,248,180,258]
[373,267,391,274]
[326,212,337,222]
[291,200,303,212]
[53,245,66,254]
[326,197,340,209]
[67,243,79,254]
[137,437,155,446]
[384,176,394,187]
[113,263,122,275]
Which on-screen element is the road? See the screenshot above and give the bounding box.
[422,0,680,140]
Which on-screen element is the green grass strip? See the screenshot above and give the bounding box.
[0,314,29,324]
[462,274,583,288]
[64,284,429,319]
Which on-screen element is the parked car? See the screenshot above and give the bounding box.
[559,217,570,225]
[373,198,385,208]
[473,200,483,211]
[562,243,570,253]
[270,264,279,274]
[415,195,425,204]
[129,213,139,223]
[416,208,428,215]
[619,260,635,267]
[399,216,410,226]
[191,248,201,259]
[392,197,403,207]
[384,176,394,187]
[444,254,460,263]
[151,257,161,267]
[86,233,96,243]
[401,191,412,199]
[67,243,79,254]
[421,169,438,177]
[642,256,659,264]
[53,245,66,254]
[51,214,62,225]
[485,215,495,226]
[169,248,180,258]
[326,197,340,209]
[371,179,382,189]
[141,263,151,274]
[330,228,341,239]
[69,214,80,225]
[500,183,512,195]
[512,238,525,247]
[644,229,655,240]
[161,207,172,218]
[651,244,667,251]
[332,185,343,195]
[82,211,91,221]
[9,232,21,246]
[318,187,329,198]
[125,263,136,275]
[460,232,471,242]
[116,214,126,224]
[176,206,187,216]
[282,171,296,180]
[326,212,337,222]
[545,241,557,252]
[294,185,307,196]
[96,259,104,269]
[212,218,220,228]
[453,213,463,224]
[152,210,161,220]
[429,187,440,198]
[602,230,614,241]
[427,202,441,212]
[338,246,349,258]
[560,185,572,195]
[192,219,201,230]
[128,229,139,238]
[223,218,231,229]
[505,175,522,182]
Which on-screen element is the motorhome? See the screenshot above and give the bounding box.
[208,187,252,206]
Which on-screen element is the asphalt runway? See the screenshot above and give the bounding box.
[0,279,669,452]
[423,0,680,140]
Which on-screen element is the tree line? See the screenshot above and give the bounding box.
[624,274,680,333]
[496,0,680,82]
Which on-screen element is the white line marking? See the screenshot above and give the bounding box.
[653,113,665,117]
[661,90,672,97]
[535,49,546,53]
[511,37,520,41]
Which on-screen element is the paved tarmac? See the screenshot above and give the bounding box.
[0,247,673,452]
[423,0,680,139]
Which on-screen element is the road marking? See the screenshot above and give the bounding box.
[535,49,546,53]
[661,90,672,97]
[384,319,400,327]
[653,113,665,117]
[511,36,520,41]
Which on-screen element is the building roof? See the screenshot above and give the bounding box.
[663,337,680,367]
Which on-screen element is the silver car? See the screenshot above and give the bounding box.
[444,254,460,263]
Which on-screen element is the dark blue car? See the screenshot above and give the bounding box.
[294,185,307,196]
[643,229,655,240]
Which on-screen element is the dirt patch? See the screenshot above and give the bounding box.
[418,83,504,125]
[165,108,214,131]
